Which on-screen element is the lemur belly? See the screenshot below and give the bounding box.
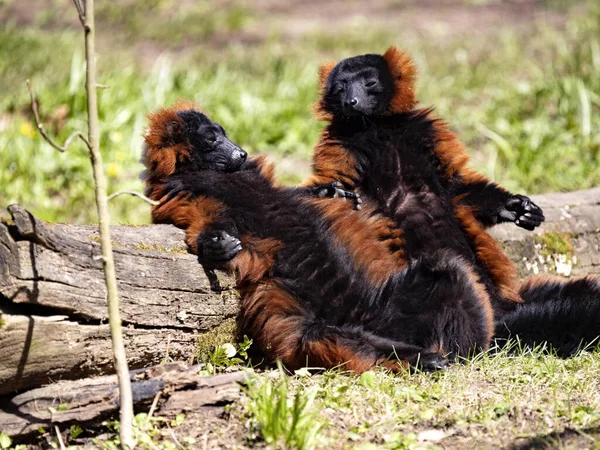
[396,190,472,260]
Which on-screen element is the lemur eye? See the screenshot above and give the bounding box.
[365,80,377,88]
[206,135,217,144]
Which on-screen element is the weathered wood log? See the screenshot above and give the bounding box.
[0,362,252,437]
[1,188,599,398]
[1,204,239,396]
[490,187,600,278]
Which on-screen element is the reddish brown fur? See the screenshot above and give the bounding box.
[454,201,521,304]
[141,101,203,200]
[309,197,406,285]
[307,48,522,306]
[312,61,336,121]
[151,193,226,253]
[251,155,277,186]
[230,235,285,283]
[463,263,495,344]
[241,280,379,372]
[383,46,419,114]
[301,137,361,188]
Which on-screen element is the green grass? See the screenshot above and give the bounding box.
[80,343,600,449]
[1,1,599,223]
[230,345,600,449]
[244,365,324,450]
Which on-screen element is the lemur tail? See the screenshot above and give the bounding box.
[494,276,600,356]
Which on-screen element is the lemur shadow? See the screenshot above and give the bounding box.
[507,426,600,449]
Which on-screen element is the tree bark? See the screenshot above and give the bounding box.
[0,205,239,396]
[0,362,251,438]
[1,187,599,396]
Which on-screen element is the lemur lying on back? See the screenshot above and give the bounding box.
[142,103,498,371]
[304,47,600,355]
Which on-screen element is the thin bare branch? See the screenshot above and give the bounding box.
[54,425,67,450]
[96,83,111,89]
[72,0,85,26]
[26,80,91,152]
[147,392,161,422]
[107,190,160,206]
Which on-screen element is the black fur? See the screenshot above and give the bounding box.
[161,110,495,368]
[323,54,395,117]
[496,277,600,356]
[319,52,600,354]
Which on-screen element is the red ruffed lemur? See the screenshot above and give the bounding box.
[141,102,499,371]
[304,47,600,356]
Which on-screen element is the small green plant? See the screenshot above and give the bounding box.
[205,334,253,373]
[0,433,11,450]
[69,424,83,439]
[245,366,324,450]
[96,411,188,449]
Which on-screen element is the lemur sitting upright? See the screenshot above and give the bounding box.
[304,47,600,355]
[141,103,498,371]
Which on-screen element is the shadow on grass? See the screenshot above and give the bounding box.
[508,426,600,449]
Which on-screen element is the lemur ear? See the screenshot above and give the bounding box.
[383,46,418,113]
[318,61,336,89]
[166,120,184,139]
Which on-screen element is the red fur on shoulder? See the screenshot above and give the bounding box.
[151,193,226,252]
[383,46,418,114]
[301,134,360,188]
[431,116,502,188]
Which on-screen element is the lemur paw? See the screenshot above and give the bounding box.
[197,230,242,269]
[313,181,363,210]
[500,194,545,231]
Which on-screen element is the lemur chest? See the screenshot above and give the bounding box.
[362,144,468,256]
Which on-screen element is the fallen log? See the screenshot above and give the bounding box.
[490,187,600,278]
[1,204,239,396]
[1,187,599,397]
[0,362,252,438]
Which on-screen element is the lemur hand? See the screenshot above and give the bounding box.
[197,230,242,268]
[312,181,362,210]
[499,195,545,231]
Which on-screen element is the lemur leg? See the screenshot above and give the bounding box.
[383,251,495,360]
[241,281,445,373]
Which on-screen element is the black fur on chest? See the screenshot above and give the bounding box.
[329,112,474,260]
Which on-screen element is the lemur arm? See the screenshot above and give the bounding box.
[450,175,545,231]
[162,176,360,269]
[433,121,544,231]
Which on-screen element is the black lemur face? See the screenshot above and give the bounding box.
[176,110,247,172]
[324,54,395,117]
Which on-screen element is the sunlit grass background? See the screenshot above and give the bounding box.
[1,0,599,225]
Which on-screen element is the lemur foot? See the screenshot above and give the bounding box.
[500,194,545,231]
